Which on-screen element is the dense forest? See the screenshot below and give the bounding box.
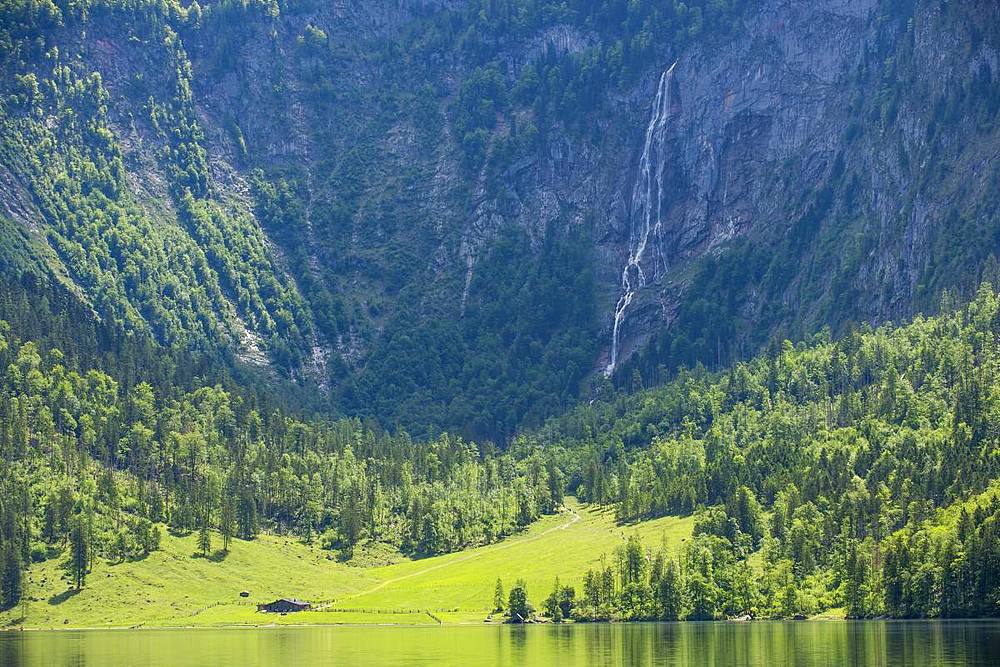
[0,314,563,611]
[0,0,317,370]
[489,283,1000,621]
[5,282,1000,621]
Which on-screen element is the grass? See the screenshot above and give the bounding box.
[809,607,847,620]
[2,499,693,629]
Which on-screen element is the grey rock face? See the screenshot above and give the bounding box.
[5,0,996,396]
[473,0,998,371]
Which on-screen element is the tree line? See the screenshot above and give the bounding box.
[0,319,564,611]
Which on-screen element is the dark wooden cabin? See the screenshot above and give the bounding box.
[257,598,312,613]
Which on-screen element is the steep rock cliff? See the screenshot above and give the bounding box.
[1,0,997,436]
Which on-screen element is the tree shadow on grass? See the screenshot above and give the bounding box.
[1,611,28,627]
[119,551,155,565]
[48,588,81,606]
[207,549,229,563]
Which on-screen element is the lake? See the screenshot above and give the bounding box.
[1,621,998,666]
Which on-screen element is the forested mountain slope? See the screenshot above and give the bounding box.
[523,283,1000,620]
[1,0,998,439]
[4,281,1000,623]
[0,313,564,613]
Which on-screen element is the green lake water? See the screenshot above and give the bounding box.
[1,621,997,666]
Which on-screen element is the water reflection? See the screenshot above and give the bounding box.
[0,621,998,666]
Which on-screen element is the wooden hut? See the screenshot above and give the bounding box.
[256,598,312,613]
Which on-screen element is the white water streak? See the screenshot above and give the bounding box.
[606,64,676,376]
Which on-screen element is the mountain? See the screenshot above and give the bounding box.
[4,0,1000,632]
[1,0,998,442]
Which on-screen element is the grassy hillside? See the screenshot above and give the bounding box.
[1,500,692,629]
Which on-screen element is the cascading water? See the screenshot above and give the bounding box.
[606,63,678,376]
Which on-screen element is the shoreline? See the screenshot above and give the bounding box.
[6,617,999,633]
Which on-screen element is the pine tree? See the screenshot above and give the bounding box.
[507,580,531,623]
[844,540,866,618]
[1,545,23,610]
[198,523,211,557]
[220,493,235,553]
[493,578,505,612]
[238,489,258,540]
[70,517,88,590]
[543,578,563,622]
[658,560,684,621]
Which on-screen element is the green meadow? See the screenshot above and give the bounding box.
[2,500,694,629]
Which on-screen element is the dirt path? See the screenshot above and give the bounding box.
[334,505,582,604]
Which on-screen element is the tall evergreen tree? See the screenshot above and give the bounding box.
[493,578,505,612]
[70,517,88,590]
[658,560,684,621]
[0,546,22,610]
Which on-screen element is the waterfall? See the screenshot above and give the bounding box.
[606,63,677,376]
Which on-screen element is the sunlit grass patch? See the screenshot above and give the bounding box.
[3,499,693,628]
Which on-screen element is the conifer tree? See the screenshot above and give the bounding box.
[493,578,505,612]
[543,578,563,622]
[659,560,684,621]
[0,546,22,610]
[198,523,211,557]
[220,494,235,554]
[70,517,88,590]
